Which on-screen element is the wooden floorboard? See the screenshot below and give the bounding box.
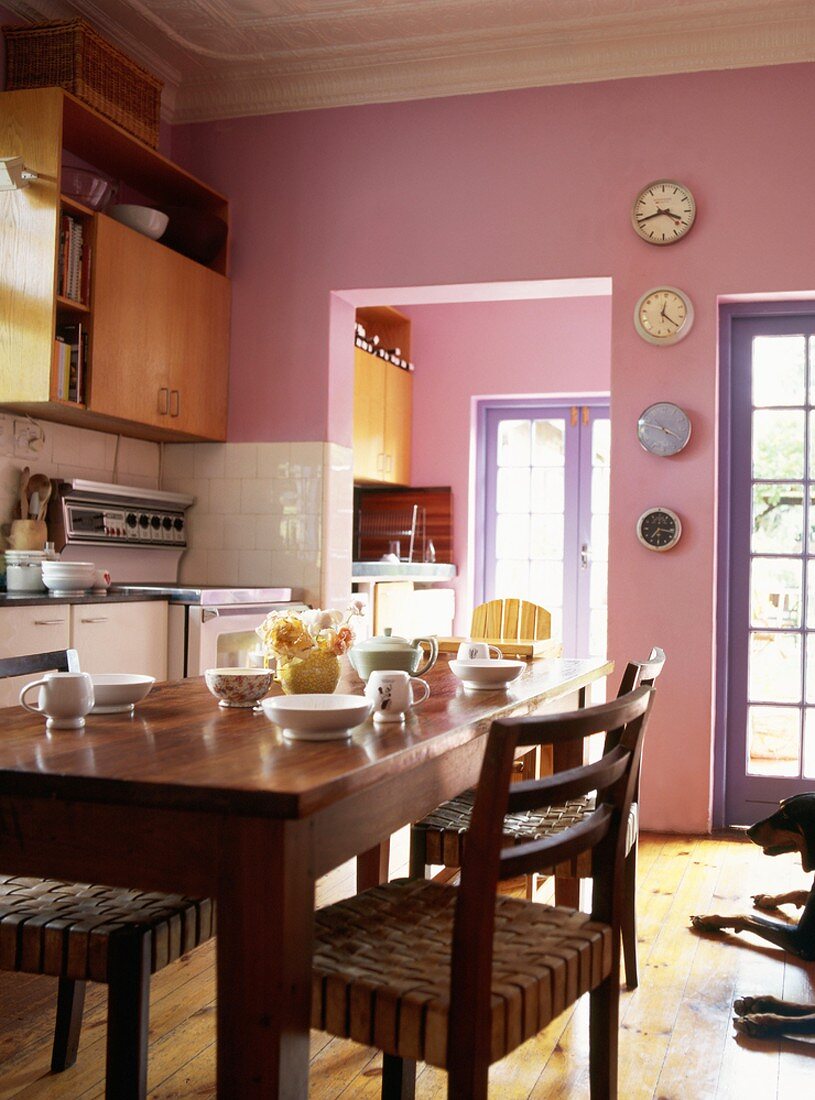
[1,829,813,1098]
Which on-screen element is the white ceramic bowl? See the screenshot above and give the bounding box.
[42,575,95,595]
[204,667,275,708]
[90,673,155,713]
[42,561,96,575]
[261,694,372,741]
[449,658,525,691]
[109,204,169,241]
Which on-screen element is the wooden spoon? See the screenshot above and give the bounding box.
[17,466,30,521]
[26,474,51,519]
[34,478,52,522]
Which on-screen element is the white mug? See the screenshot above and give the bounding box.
[457,640,502,661]
[19,671,95,730]
[365,670,430,724]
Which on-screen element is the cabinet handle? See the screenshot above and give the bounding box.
[80,616,109,624]
[170,389,180,417]
[158,387,170,415]
[34,618,66,625]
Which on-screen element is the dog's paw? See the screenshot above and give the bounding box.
[690,914,726,932]
[751,893,779,911]
[733,995,781,1016]
[733,1013,781,1038]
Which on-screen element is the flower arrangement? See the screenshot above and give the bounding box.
[256,601,364,665]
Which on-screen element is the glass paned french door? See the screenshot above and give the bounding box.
[725,314,815,824]
[481,401,610,658]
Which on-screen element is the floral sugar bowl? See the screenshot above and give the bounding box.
[256,602,363,695]
[348,628,438,681]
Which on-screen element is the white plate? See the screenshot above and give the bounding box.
[449,658,525,690]
[90,673,155,712]
[261,693,372,741]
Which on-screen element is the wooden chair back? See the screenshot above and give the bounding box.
[470,598,551,641]
[0,649,80,679]
[448,686,654,1087]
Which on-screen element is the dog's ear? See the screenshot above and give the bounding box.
[781,794,815,872]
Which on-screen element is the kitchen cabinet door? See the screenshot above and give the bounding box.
[71,601,168,681]
[90,215,173,429]
[0,605,71,708]
[384,361,412,486]
[353,347,386,481]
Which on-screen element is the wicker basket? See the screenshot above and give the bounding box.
[3,19,162,148]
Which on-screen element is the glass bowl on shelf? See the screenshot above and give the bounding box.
[61,167,117,211]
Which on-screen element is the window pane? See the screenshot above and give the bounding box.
[496,466,530,513]
[751,483,804,554]
[529,559,563,608]
[497,420,530,466]
[592,419,610,467]
[530,513,563,559]
[752,410,805,479]
[752,335,805,407]
[589,608,607,657]
[496,513,529,557]
[807,636,815,704]
[750,558,802,629]
[591,467,610,514]
[530,466,564,512]
[748,632,801,703]
[495,559,529,597]
[532,419,565,466]
[591,513,609,563]
[590,565,607,609]
[804,710,815,780]
[747,707,800,777]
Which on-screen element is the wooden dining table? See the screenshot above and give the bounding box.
[0,655,611,1098]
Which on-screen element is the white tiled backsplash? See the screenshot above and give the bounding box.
[162,441,353,608]
[0,415,353,610]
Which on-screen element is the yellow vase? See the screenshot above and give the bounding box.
[276,652,341,695]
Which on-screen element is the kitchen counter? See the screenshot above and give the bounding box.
[0,591,169,608]
[352,561,456,581]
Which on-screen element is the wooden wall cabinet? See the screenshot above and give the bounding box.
[353,306,412,485]
[0,87,231,442]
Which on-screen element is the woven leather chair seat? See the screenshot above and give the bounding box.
[0,875,214,983]
[416,790,639,876]
[312,877,611,1068]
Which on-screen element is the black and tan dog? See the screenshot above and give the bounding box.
[690,793,815,1038]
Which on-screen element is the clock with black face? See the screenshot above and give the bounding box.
[636,507,682,552]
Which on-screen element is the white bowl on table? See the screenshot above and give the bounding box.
[41,561,96,595]
[449,658,525,691]
[90,673,156,714]
[261,694,372,741]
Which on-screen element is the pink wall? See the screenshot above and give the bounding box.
[401,296,611,620]
[175,63,815,833]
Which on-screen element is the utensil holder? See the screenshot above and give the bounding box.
[9,519,47,550]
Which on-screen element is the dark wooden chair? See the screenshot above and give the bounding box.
[0,651,214,1100]
[408,647,666,989]
[312,685,655,1099]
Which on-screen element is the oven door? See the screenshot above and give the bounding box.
[181,603,308,677]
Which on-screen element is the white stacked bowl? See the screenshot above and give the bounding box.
[5,550,46,592]
[41,560,97,595]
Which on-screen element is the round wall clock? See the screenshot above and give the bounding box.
[631,179,696,245]
[637,402,692,456]
[636,506,682,552]
[634,286,694,345]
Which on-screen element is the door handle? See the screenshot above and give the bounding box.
[170,389,180,417]
[158,387,169,415]
[580,543,592,569]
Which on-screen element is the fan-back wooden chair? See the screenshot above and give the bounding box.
[312,685,655,1099]
[470,597,551,642]
[0,651,214,1100]
[409,648,666,989]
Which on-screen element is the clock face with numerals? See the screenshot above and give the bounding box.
[636,507,682,552]
[632,179,696,244]
[634,286,694,345]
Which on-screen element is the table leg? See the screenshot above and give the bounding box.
[357,838,391,891]
[217,817,315,1099]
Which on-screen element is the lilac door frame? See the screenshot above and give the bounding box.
[715,301,815,827]
[473,395,609,655]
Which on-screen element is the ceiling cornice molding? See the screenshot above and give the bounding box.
[173,13,815,122]
[3,1,814,124]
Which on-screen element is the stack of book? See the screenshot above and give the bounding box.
[53,322,88,404]
[57,214,91,303]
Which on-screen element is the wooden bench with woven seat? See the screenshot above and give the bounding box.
[312,685,655,1099]
[0,651,215,1100]
[408,647,665,990]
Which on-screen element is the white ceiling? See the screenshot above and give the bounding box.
[5,0,815,122]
